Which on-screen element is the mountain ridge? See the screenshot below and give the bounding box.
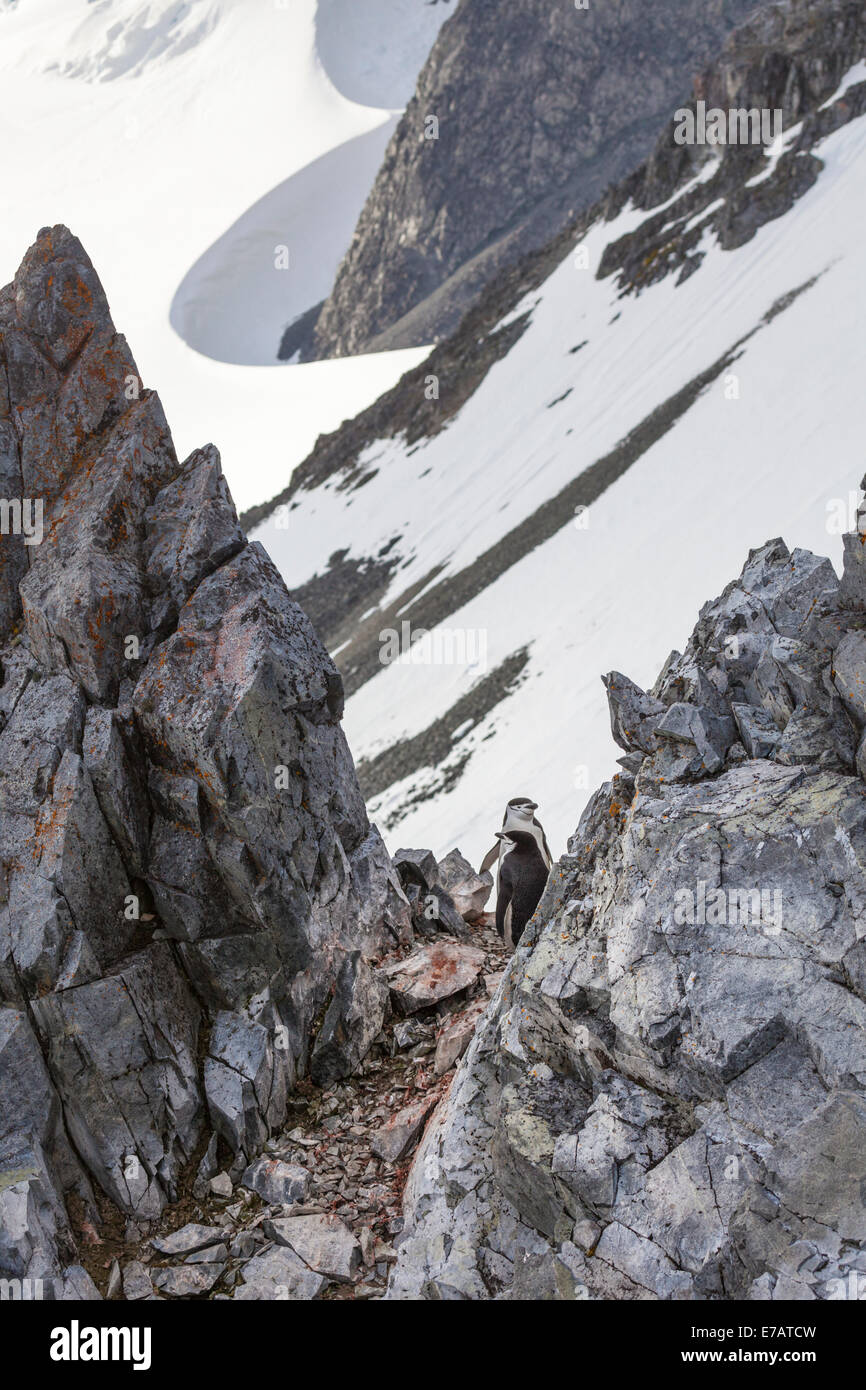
[303,0,762,360]
[249,0,866,862]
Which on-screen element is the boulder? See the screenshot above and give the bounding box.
[203,1011,287,1163]
[151,1224,225,1258]
[192,1134,219,1202]
[731,703,782,760]
[234,1245,327,1301]
[433,1000,487,1076]
[263,1213,361,1283]
[393,848,466,936]
[436,849,493,922]
[393,848,440,889]
[602,672,665,754]
[371,1089,445,1164]
[240,1158,310,1207]
[652,701,734,773]
[152,1264,225,1297]
[122,1261,154,1301]
[380,943,485,1015]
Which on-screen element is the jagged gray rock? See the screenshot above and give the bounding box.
[389,531,866,1300]
[263,1212,361,1283]
[240,1158,309,1207]
[150,1224,224,1258]
[152,1263,224,1297]
[0,226,411,1291]
[122,1260,153,1301]
[381,941,485,1015]
[234,1243,326,1301]
[310,951,391,1087]
[437,848,493,923]
[392,847,468,937]
[433,999,486,1077]
[371,1088,445,1166]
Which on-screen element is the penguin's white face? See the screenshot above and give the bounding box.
[509,800,537,822]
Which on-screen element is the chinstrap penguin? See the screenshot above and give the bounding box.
[494,829,549,948]
[480,797,552,945]
[479,797,552,876]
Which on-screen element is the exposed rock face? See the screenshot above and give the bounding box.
[305,0,757,359]
[0,226,410,1289]
[310,951,391,1087]
[390,526,866,1300]
[599,0,866,295]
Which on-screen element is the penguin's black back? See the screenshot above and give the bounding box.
[499,834,549,945]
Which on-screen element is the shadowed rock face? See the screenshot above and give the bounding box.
[0,226,411,1288]
[306,0,758,359]
[389,529,866,1300]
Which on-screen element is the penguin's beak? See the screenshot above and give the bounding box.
[526,801,538,811]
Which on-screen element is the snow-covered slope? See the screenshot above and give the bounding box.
[315,0,455,109]
[0,0,449,507]
[252,56,866,866]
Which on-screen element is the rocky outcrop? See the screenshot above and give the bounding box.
[599,0,866,295]
[390,519,866,1300]
[0,227,411,1291]
[392,845,483,938]
[304,0,758,359]
[89,867,510,1300]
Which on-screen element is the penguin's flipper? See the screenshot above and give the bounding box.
[479,844,500,875]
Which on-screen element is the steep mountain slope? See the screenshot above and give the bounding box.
[249,0,866,867]
[0,0,447,508]
[390,528,866,1301]
[305,0,760,359]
